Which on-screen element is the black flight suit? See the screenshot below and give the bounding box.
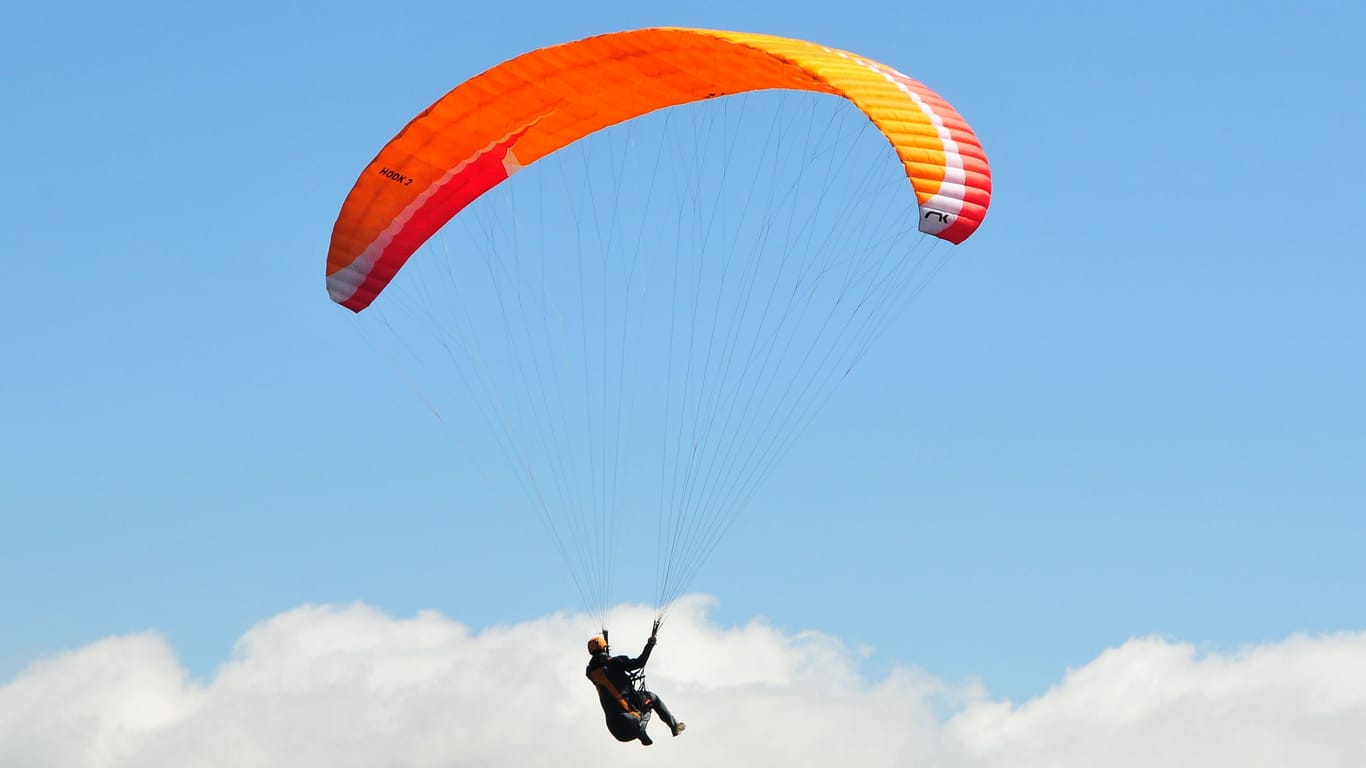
[585,636,680,744]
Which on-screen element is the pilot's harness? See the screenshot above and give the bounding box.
[592,622,658,726]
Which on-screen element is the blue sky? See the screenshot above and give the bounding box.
[3,0,1364,717]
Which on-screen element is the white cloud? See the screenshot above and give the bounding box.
[2,597,1363,768]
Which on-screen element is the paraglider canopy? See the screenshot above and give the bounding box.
[327,27,991,312]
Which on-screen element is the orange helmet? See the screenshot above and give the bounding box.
[587,635,608,654]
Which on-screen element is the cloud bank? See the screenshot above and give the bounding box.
[3,597,1363,767]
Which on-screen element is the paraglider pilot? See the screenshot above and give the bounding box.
[585,621,685,746]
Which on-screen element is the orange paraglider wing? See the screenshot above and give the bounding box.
[326,27,992,312]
